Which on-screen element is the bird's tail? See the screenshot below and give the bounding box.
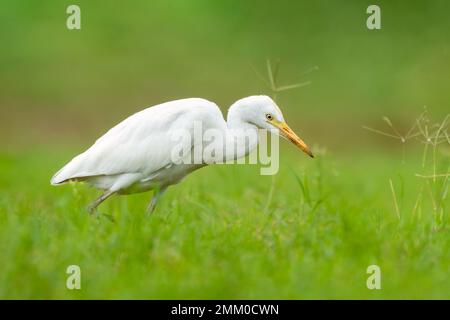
[50,154,85,185]
[50,167,67,185]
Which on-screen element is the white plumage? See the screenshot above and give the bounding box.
[51,95,313,213]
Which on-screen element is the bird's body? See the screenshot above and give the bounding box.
[51,98,217,194]
[51,95,313,213]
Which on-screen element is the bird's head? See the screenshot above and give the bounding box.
[229,95,314,158]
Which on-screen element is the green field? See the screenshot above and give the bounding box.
[0,144,448,299]
[0,0,449,299]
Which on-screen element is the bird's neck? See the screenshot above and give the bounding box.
[223,108,258,161]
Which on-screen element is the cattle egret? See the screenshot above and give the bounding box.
[51,95,313,213]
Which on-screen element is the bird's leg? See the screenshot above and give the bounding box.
[147,187,167,215]
[88,190,115,214]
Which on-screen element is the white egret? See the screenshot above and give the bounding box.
[51,95,313,213]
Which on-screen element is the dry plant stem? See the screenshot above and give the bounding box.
[433,145,437,183]
[415,173,450,178]
[389,179,401,220]
[426,179,438,220]
[437,174,448,217]
[422,143,429,168]
[412,186,423,220]
[253,59,314,103]
[365,111,448,226]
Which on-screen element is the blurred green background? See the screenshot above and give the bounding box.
[1,0,449,150]
[0,1,449,299]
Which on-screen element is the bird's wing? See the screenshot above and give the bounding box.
[51,98,224,185]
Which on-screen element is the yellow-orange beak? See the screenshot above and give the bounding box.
[271,120,314,158]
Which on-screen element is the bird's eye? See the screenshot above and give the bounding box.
[266,114,273,121]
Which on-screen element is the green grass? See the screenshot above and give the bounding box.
[1,0,449,300]
[0,147,448,299]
